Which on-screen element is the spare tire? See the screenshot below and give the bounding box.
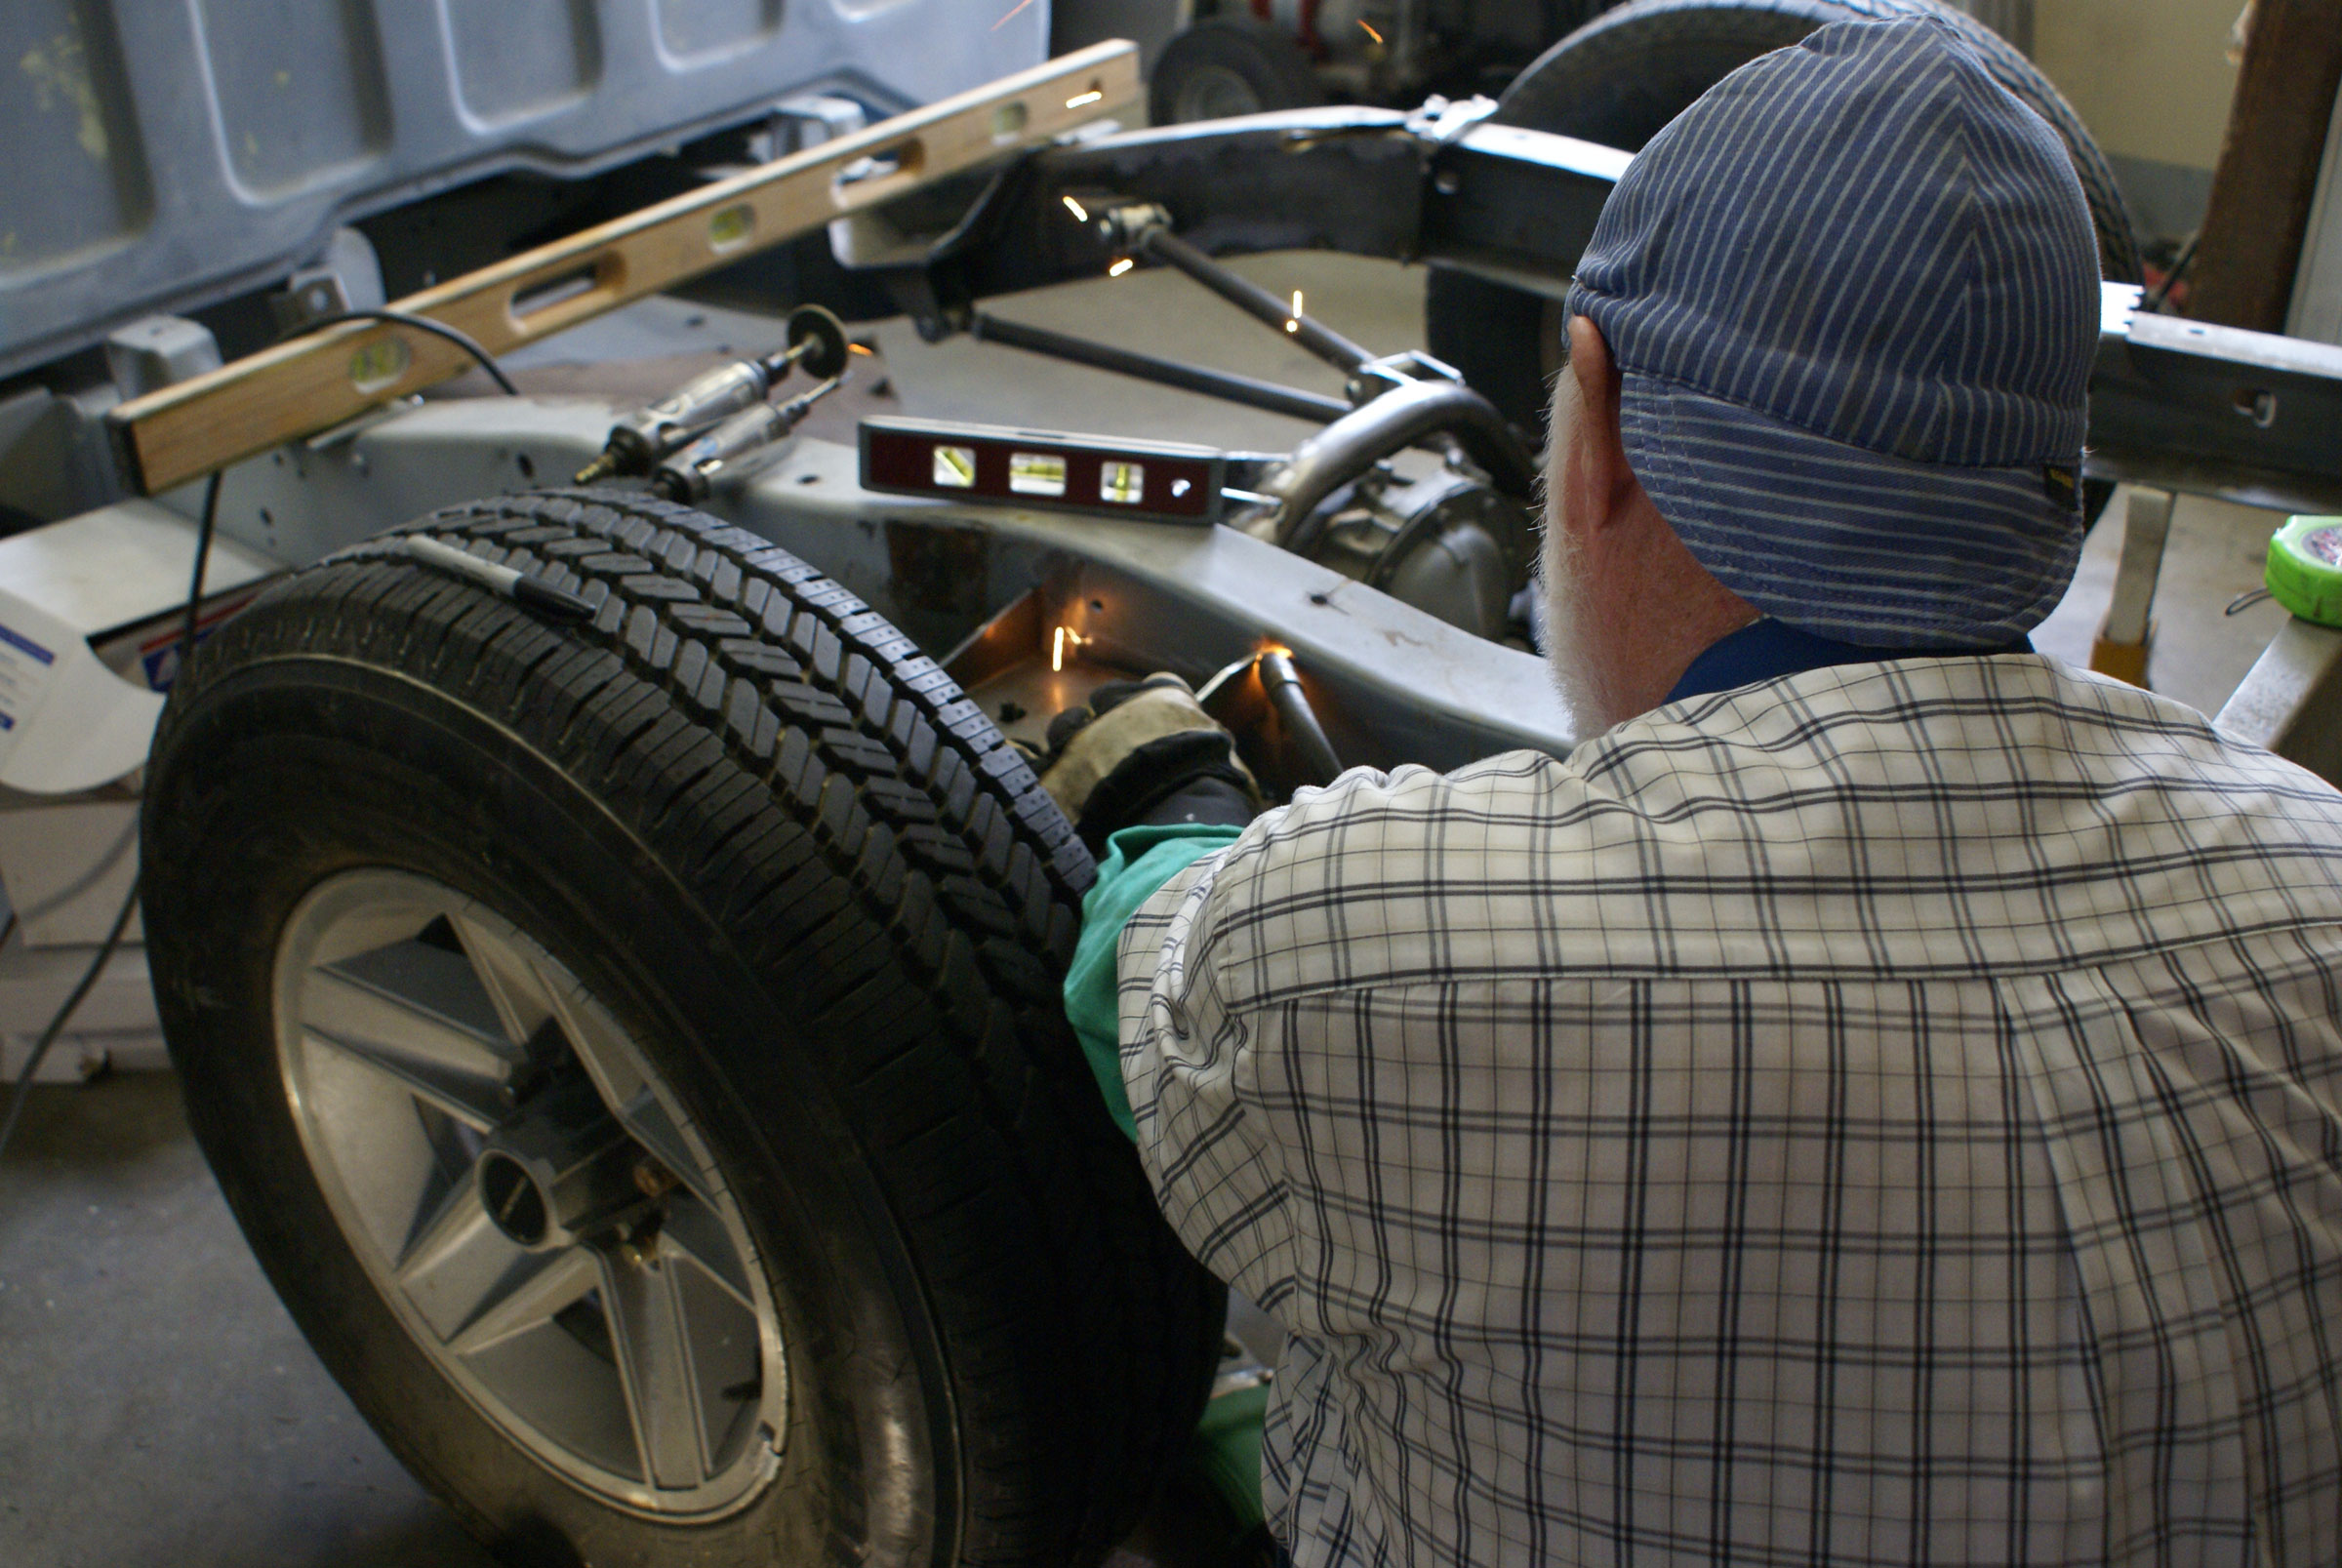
[1427,0,2141,439]
[1150,14,1327,125]
[141,490,1223,1566]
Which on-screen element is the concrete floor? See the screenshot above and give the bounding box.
[0,1074,497,1568]
[0,253,2307,1566]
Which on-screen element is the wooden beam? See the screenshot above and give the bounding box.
[2188,0,2342,332]
[108,43,1141,497]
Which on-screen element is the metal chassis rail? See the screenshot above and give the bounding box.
[108,67,2342,518]
[924,102,2342,516]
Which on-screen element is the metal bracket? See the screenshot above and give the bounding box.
[1402,93,1500,149]
[2091,486,2177,686]
[265,228,388,340]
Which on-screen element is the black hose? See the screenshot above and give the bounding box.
[2143,232,2201,315]
[287,308,518,395]
[0,879,140,1162]
[181,470,221,673]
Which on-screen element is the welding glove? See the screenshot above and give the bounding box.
[1039,673,1263,854]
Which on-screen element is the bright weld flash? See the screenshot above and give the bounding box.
[1051,625,1089,672]
[1066,90,1105,109]
[1062,194,1089,221]
[1109,258,1135,277]
[1358,19,1383,42]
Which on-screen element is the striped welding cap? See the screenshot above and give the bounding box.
[1565,17,2098,649]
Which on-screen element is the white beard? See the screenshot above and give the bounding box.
[1538,520,1610,739]
[1538,375,1616,739]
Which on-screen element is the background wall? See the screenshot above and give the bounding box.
[2031,0,2243,241]
[1055,0,2251,245]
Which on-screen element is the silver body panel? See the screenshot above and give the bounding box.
[0,0,1045,381]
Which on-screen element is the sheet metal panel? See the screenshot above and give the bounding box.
[0,0,1045,380]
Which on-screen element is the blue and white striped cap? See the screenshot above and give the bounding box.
[1565,17,2099,649]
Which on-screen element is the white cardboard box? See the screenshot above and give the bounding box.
[0,926,162,1082]
[0,789,141,947]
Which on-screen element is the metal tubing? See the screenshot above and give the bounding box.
[2100,487,2176,647]
[1257,648,1344,785]
[1139,227,1374,374]
[970,312,1352,423]
[2214,618,2342,786]
[1260,379,1540,548]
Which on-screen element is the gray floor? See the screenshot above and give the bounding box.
[0,1074,498,1568]
[0,253,2305,1565]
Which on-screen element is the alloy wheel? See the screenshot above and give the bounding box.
[272,868,787,1518]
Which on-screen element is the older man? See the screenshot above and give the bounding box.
[1047,18,2342,1566]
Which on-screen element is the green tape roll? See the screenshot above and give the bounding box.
[2267,516,2342,628]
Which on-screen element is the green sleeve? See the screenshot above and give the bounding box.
[1064,822,1245,1140]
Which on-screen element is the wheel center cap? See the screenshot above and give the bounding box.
[479,1149,553,1246]
[475,1076,648,1251]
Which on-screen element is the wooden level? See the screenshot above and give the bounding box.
[109,42,1141,497]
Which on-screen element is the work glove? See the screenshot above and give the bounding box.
[1038,673,1263,854]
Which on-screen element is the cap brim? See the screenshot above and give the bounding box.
[1616,369,2081,649]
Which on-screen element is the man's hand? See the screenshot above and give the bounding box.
[1039,673,1262,853]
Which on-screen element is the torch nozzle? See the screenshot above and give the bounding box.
[1255,647,1343,786]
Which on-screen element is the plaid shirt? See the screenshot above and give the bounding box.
[1117,655,2342,1567]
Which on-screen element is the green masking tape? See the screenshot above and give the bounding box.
[2266,516,2342,629]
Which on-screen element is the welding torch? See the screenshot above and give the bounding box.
[1197,645,1345,787]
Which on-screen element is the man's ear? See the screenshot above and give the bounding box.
[1564,315,1636,531]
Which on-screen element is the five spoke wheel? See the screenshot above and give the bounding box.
[273,869,787,1518]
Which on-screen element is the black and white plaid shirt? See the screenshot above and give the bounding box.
[1117,655,2342,1566]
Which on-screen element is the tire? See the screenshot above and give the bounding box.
[1427,0,2143,439]
[141,490,1225,1567]
[1149,15,1326,125]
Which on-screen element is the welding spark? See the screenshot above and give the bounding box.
[1358,19,1383,43]
[1285,289,1305,333]
[1062,194,1089,221]
[989,0,1035,28]
[1066,90,1105,109]
[848,342,874,355]
[1109,258,1135,277]
[1051,625,1089,672]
